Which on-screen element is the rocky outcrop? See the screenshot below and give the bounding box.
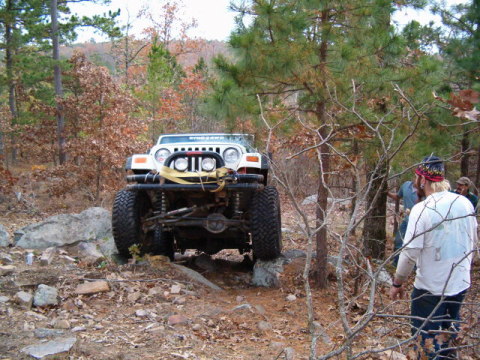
[14,207,111,249]
[0,224,10,247]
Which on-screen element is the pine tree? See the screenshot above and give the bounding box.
[209,0,440,286]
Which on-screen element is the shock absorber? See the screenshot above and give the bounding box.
[233,192,242,219]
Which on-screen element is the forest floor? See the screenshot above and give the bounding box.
[0,189,479,360]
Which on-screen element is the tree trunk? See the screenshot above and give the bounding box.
[95,155,102,205]
[313,113,329,289]
[5,0,17,163]
[349,139,359,236]
[362,160,388,259]
[311,10,331,289]
[50,0,66,164]
[460,127,470,176]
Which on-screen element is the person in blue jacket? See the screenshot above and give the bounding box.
[387,178,419,266]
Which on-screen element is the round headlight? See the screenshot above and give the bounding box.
[201,158,216,172]
[174,157,188,171]
[154,148,171,163]
[223,147,240,164]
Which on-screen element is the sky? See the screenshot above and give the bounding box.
[70,0,469,43]
[71,0,237,43]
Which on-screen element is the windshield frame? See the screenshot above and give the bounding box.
[157,134,255,150]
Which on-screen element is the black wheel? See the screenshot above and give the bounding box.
[250,186,282,260]
[112,189,154,257]
[152,225,175,261]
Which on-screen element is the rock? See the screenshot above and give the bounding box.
[77,242,105,264]
[0,264,16,276]
[313,321,332,344]
[0,224,10,247]
[14,207,111,249]
[135,309,149,317]
[171,264,223,291]
[254,304,266,315]
[257,320,272,332]
[33,284,58,307]
[24,322,35,331]
[284,347,295,360]
[21,336,76,358]
[236,295,245,303]
[34,328,66,339]
[97,235,118,257]
[170,284,182,294]
[194,253,216,272]
[127,292,141,303]
[283,249,306,261]
[301,195,351,208]
[231,304,252,312]
[270,341,286,349]
[191,323,202,331]
[53,319,70,329]
[61,299,77,311]
[14,291,33,309]
[172,296,186,305]
[147,287,162,296]
[168,314,189,326]
[71,326,86,332]
[281,227,294,234]
[377,268,392,286]
[40,247,56,266]
[301,194,318,205]
[0,295,10,303]
[286,294,297,301]
[251,258,284,288]
[0,253,13,264]
[25,311,48,321]
[75,280,110,295]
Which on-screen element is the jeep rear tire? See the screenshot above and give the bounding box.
[250,186,282,260]
[112,189,154,257]
[152,226,175,261]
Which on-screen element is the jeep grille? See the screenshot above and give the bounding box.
[173,146,221,153]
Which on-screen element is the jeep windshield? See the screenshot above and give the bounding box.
[158,134,255,150]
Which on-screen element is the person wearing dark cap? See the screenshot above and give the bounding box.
[454,176,478,210]
[390,156,478,359]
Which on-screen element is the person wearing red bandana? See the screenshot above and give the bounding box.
[390,156,478,359]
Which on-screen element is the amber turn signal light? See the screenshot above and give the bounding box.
[134,157,148,163]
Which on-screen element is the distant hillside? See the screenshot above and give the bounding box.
[60,39,232,73]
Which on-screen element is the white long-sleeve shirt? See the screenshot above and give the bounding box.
[397,191,478,296]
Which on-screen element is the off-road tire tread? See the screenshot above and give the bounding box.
[112,189,145,257]
[250,185,282,260]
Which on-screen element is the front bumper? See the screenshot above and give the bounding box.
[126,183,264,192]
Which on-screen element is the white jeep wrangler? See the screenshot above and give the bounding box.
[111,133,282,261]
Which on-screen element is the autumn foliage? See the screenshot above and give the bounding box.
[15,53,149,203]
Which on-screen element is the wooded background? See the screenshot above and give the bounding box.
[0,0,479,285]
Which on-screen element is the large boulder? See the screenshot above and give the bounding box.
[251,257,285,288]
[0,224,10,247]
[14,207,111,249]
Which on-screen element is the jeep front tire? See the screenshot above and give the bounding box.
[250,186,282,260]
[112,189,154,257]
